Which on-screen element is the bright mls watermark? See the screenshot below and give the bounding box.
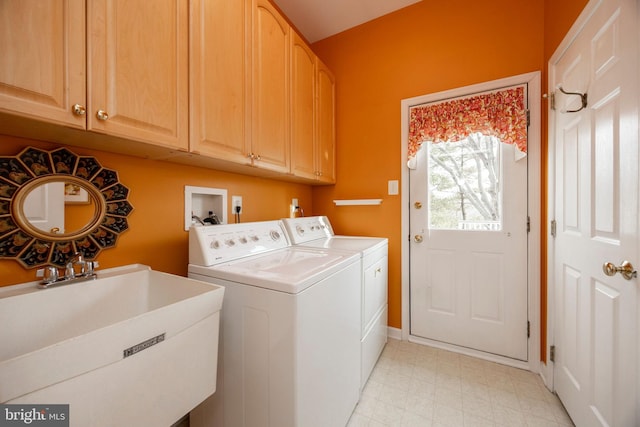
[0,405,69,426]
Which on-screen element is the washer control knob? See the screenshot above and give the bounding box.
[239,236,248,244]
[270,230,281,241]
[296,225,304,235]
[225,239,236,247]
[210,240,220,249]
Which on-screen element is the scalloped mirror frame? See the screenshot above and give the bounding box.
[0,147,133,269]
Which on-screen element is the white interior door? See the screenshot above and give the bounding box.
[409,93,529,361]
[550,0,638,425]
[23,181,65,234]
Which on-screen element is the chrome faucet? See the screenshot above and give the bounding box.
[36,252,99,289]
[65,252,85,279]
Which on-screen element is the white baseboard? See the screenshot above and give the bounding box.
[387,326,402,340]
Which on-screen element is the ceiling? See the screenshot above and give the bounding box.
[272,0,422,43]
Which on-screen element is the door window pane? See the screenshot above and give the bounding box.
[428,133,502,230]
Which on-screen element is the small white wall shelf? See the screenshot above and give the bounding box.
[333,199,383,206]
[185,186,228,230]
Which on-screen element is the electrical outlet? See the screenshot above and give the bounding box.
[232,195,243,214]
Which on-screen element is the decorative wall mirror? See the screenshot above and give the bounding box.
[0,147,133,269]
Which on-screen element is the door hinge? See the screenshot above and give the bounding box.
[527,321,530,338]
[550,92,556,110]
[550,219,557,237]
[526,109,531,127]
[550,345,556,362]
[526,216,531,233]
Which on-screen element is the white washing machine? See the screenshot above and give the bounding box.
[187,220,361,427]
[281,216,388,389]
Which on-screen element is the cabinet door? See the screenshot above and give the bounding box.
[316,59,336,183]
[190,0,250,164]
[88,0,188,150]
[290,31,316,180]
[363,255,388,332]
[0,0,85,128]
[251,0,290,173]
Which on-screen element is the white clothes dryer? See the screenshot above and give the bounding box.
[188,220,361,427]
[282,216,388,389]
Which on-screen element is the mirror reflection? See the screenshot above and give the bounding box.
[23,181,97,235]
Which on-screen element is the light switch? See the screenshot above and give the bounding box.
[388,180,399,195]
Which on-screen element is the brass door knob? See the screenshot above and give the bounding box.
[96,109,109,121]
[603,260,637,280]
[414,201,423,209]
[414,235,423,243]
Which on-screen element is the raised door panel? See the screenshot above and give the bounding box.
[0,0,85,128]
[290,31,316,180]
[251,0,290,173]
[190,0,250,164]
[88,0,188,150]
[316,60,336,183]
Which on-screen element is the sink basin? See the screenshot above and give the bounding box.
[0,264,224,426]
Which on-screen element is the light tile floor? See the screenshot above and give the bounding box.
[349,339,574,427]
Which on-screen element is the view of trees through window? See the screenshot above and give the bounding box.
[428,133,502,231]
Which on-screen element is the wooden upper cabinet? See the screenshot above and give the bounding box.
[290,31,316,180]
[0,0,335,183]
[316,59,336,183]
[251,0,290,173]
[190,0,250,163]
[0,0,86,128]
[88,0,189,150]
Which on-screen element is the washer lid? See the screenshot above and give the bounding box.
[188,247,359,294]
[296,236,388,254]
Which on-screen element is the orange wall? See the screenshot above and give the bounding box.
[0,136,313,286]
[311,0,546,329]
[0,0,590,336]
[311,0,589,331]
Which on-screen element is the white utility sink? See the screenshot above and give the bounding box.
[0,264,224,427]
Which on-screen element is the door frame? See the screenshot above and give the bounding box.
[400,71,542,374]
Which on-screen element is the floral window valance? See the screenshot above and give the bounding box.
[408,86,527,160]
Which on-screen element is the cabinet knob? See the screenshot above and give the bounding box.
[72,104,86,116]
[96,110,109,121]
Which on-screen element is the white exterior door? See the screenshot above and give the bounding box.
[550,0,638,425]
[409,85,529,361]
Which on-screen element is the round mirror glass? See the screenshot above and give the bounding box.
[17,177,104,239]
